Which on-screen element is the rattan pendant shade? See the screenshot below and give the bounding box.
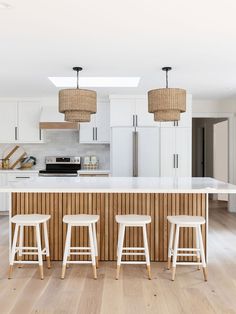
[58,67,97,123]
[148,67,186,122]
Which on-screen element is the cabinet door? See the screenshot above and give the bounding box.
[137,127,160,176]
[96,102,110,143]
[160,128,176,177]
[79,115,96,143]
[177,94,192,128]
[18,101,42,142]
[111,127,133,176]
[175,128,191,177]
[0,101,17,142]
[110,98,135,127]
[0,174,9,211]
[135,98,159,127]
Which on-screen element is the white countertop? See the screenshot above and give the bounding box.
[0,177,236,193]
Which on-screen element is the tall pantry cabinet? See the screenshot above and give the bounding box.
[110,95,192,177]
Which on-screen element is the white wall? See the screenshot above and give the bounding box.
[193,99,236,211]
[214,120,228,201]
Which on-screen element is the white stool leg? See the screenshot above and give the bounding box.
[35,224,44,280]
[88,223,97,279]
[143,224,151,280]
[61,223,71,279]
[167,223,174,270]
[197,225,207,281]
[195,226,201,270]
[8,223,19,279]
[18,225,24,268]
[43,221,51,269]
[117,224,121,258]
[92,222,99,268]
[116,223,125,280]
[172,225,180,281]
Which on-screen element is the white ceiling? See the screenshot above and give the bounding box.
[1,0,236,100]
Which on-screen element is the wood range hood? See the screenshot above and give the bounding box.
[39,106,78,129]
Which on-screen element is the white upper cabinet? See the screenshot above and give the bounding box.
[79,101,110,143]
[110,97,136,127]
[18,101,42,142]
[0,99,42,143]
[0,101,18,142]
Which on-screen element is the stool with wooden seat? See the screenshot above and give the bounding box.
[115,214,151,280]
[167,215,207,281]
[61,214,99,280]
[8,214,51,280]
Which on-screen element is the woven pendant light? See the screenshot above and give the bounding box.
[148,67,186,122]
[59,67,97,122]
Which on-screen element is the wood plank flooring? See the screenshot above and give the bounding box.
[0,201,236,313]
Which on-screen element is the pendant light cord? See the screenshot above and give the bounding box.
[77,70,79,89]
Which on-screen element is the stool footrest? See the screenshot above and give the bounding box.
[70,252,92,256]
[122,247,145,251]
[67,261,93,264]
[122,253,146,256]
[70,247,91,250]
[120,261,147,265]
[176,253,198,257]
[14,261,42,265]
[176,262,203,266]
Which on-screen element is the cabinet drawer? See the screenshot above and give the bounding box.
[7,173,38,182]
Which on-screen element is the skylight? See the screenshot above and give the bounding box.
[48,77,140,88]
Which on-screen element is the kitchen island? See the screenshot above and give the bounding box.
[1,176,236,262]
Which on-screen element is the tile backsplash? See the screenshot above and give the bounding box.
[0,130,110,170]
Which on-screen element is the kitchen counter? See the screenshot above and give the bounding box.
[6,177,236,263]
[1,176,236,193]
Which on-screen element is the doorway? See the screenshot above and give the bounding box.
[192,118,229,202]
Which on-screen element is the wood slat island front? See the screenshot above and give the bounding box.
[11,192,207,262]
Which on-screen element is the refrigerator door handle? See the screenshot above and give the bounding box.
[132,131,138,177]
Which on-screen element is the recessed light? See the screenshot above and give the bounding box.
[48,77,140,88]
[0,2,12,9]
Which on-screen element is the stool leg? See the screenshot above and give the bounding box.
[92,222,99,268]
[143,224,151,280]
[172,225,180,281]
[167,223,174,270]
[43,221,51,269]
[197,225,207,281]
[8,224,19,279]
[116,224,125,280]
[195,226,201,270]
[61,224,71,279]
[88,224,97,279]
[18,225,24,268]
[36,224,44,280]
[117,224,121,258]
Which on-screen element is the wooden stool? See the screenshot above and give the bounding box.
[61,214,99,280]
[9,214,51,280]
[115,214,151,280]
[167,215,207,281]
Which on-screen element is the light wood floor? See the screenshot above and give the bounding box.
[0,201,236,314]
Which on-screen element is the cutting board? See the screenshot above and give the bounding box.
[3,145,26,169]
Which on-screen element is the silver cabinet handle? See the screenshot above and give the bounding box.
[15,126,18,140]
[176,154,179,168]
[173,154,176,168]
[92,127,95,141]
[16,176,30,179]
[135,115,138,127]
[39,129,42,141]
[132,115,135,127]
[95,127,98,141]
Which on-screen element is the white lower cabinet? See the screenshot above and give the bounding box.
[160,128,191,177]
[111,127,160,177]
[0,174,9,211]
[0,172,39,211]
